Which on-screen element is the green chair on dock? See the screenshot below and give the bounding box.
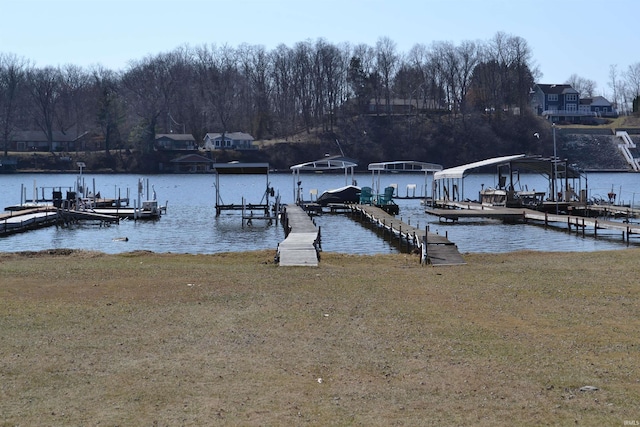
[359,186,373,204]
[377,186,395,205]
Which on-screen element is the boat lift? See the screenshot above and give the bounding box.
[432,154,588,212]
[212,162,279,226]
[367,161,443,201]
[290,155,358,204]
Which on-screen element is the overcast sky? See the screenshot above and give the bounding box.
[2,0,638,97]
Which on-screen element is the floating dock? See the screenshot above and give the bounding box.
[277,205,320,266]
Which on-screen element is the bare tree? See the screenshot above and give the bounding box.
[196,44,245,136]
[608,64,621,111]
[565,74,597,98]
[292,41,314,132]
[624,62,640,114]
[314,39,345,130]
[470,32,536,115]
[270,44,296,136]
[455,40,480,114]
[57,64,92,151]
[375,37,399,115]
[430,41,458,115]
[91,65,123,153]
[121,53,178,153]
[237,43,273,138]
[347,43,376,115]
[26,66,63,152]
[0,53,29,156]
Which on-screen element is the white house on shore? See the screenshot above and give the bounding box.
[203,132,256,150]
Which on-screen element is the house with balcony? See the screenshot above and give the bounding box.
[203,132,256,150]
[530,84,617,124]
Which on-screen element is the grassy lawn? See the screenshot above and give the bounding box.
[1,249,639,426]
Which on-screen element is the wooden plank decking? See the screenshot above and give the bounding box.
[428,201,640,242]
[277,205,320,266]
[351,205,466,266]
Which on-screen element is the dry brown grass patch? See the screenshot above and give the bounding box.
[1,249,639,425]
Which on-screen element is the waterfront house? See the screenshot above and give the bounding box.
[8,130,85,152]
[530,84,617,123]
[579,96,617,117]
[168,153,213,173]
[203,132,256,150]
[154,133,198,151]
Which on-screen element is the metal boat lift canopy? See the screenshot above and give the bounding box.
[433,155,526,180]
[433,154,586,203]
[368,161,443,197]
[290,156,358,203]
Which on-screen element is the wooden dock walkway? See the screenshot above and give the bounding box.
[277,205,320,266]
[350,205,466,266]
[0,207,60,236]
[427,201,640,242]
[1,206,121,237]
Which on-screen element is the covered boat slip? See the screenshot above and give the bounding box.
[432,154,588,211]
[291,158,443,211]
[290,155,358,204]
[367,161,443,199]
[212,162,279,223]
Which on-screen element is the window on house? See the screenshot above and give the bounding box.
[566,104,576,111]
[566,94,577,101]
[548,94,558,101]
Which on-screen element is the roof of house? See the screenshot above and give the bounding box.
[155,133,196,141]
[580,96,612,107]
[535,84,579,95]
[170,154,213,163]
[211,162,270,174]
[204,132,254,141]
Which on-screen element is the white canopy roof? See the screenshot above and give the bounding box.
[368,161,443,173]
[434,154,526,180]
[290,156,358,171]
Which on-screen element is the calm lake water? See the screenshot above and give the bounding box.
[1,171,640,255]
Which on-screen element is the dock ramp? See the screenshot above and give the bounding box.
[278,205,320,266]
